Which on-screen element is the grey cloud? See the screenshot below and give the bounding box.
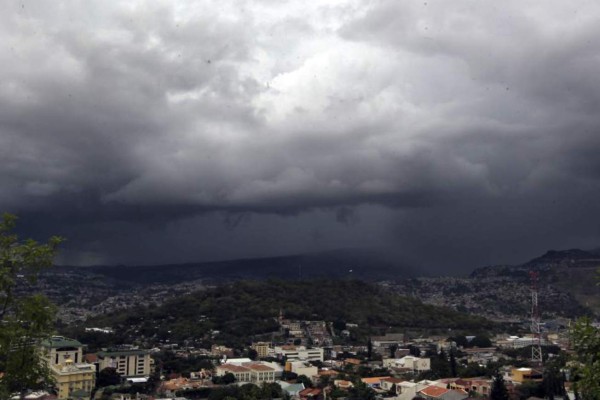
[1,1,600,271]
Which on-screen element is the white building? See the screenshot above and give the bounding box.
[216,362,276,384]
[383,356,431,372]
[270,346,324,362]
[287,361,318,377]
[97,349,152,378]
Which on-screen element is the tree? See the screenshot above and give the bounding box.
[408,345,421,357]
[449,349,457,378]
[367,337,373,360]
[0,213,63,398]
[347,381,376,400]
[490,370,509,400]
[470,335,492,348]
[542,361,566,400]
[97,367,122,387]
[247,348,258,361]
[296,374,313,388]
[390,343,399,358]
[571,317,600,399]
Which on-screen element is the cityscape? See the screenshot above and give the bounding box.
[2,0,600,399]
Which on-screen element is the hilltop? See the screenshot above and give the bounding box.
[81,280,495,347]
[468,248,600,314]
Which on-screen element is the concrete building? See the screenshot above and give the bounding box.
[40,336,95,400]
[251,342,270,358]
[270,346,324,362]
[97,349,152,378]
[510,367,543,384]
[42,336,84,367]
[216,362,276,384]
[286,361,318,377]
[383,356,431,372]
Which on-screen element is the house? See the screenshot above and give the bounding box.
[334,380,353,390]
[396,381,419,400]
[380,377,405,394]
[448,378,491,396]
[419,386,468,400]
[299,387,322,399]
[361,376,390,389]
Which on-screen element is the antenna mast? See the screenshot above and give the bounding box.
[529,271,543,366]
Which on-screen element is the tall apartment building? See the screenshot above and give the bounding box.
[97,349,152,378]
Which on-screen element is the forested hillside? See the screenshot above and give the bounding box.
[83,280,494,347]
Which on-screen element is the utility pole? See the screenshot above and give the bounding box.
[530,271,543,366]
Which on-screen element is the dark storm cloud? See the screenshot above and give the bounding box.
[2,0,600,270]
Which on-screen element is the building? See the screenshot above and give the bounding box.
[449,378,491,397]
[215,362,276,384]
[383,356,431,371]
[42,336,84,366]
[40,336,95,400]
[286,361,318,377]
[251,342,270,358]
[361,376,390,389]
[380,377,405,394]
[372,333,404,355]
[97,349,152,378]
[270,346,324,362]
[419,386,468,400]
[510,367,543,383]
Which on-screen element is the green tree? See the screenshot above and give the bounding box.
[542,361,566,400]
[389,343,398,358]
[0,213,63,398]
[571,317,600,399]
[347,381,376,400]
[449,349,457,378]
[490,370,509,400]
[296,374,313,388]
[97,367,122,387]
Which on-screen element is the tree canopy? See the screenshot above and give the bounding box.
[0,213,63,397]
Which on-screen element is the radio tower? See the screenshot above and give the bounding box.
[529,271,543,366]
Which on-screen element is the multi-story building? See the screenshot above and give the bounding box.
[40,336,95,400]
[270,346,324,362]
[215,362,276,384]
[251,342,270,358]
[97,349,151,378]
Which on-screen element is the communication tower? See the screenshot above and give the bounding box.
[530,271,543,365]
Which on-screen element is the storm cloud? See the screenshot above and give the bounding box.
[2,0,600,272]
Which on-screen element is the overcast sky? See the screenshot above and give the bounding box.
[2,0,600,274]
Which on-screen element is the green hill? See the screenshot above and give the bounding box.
[86,280,495,346]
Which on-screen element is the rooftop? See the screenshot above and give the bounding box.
[420,385,450,398]
[42,336,83,349]
[97,349,150,357]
